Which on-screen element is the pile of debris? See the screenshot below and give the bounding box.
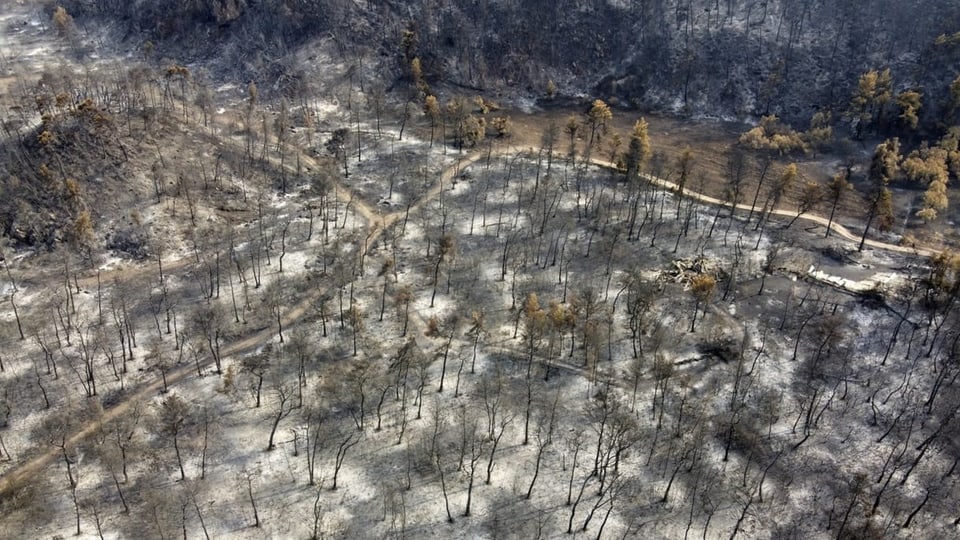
[658,255,725,286]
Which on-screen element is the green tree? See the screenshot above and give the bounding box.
[903,146,950,221]
[772,163,798,205]
[52,6,74,38]
[689,274,716,332]
[948,75,960,122]
[805,110,833,156]
[607,133,622,166]
[491,116,512,138]
[858,139,900,251]
[424,95,440,147]
[739,115,806,155]
[939,127,960,179]
[400,26,418,63]
[586,99,612,149]
[71,210,95,258]
[445,97,470,149]
[626,118,651,181]
[787,180,823,229]
[546,80,557,99]
[410,57,428,95]
[848,69,892,138]
[459,115,485,148]
[896,90,923,131]
[624,118,653,239]
[157,394,190,481]
[825,169,852,237]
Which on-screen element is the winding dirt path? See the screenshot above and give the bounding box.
[630,160,938,258]
[0,131,494,500]
[566,153,938,258]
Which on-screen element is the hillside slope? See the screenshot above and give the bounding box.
[56,0,960,129]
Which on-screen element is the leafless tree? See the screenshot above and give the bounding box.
[266,378,297,451]
[329,422,362,490]
[526,392,559,499]
[156,394,190,481]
